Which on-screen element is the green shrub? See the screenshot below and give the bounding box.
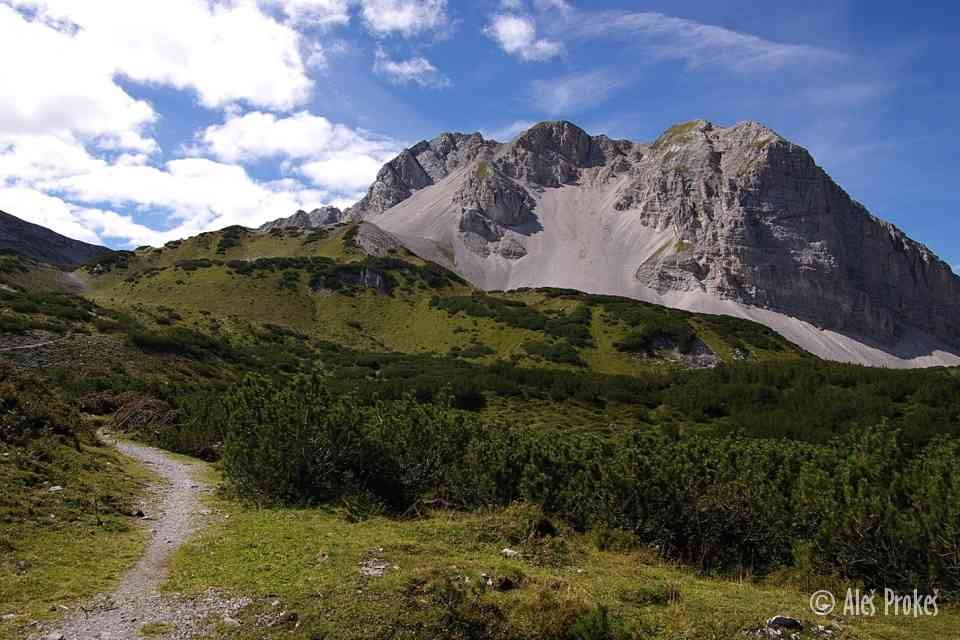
[0,367,83,446]
[522,340,584,366]
[569,606,632,640]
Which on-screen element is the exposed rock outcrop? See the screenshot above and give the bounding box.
[347,132,497,218]
[617,119,960,349]
[354,222,404,257]
[259,206,343,232]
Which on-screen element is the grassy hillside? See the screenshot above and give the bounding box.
[77,224,806,376]
[0,368,152,639]
[168,494,960,640]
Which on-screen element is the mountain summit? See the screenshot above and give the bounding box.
[338,119,960,367]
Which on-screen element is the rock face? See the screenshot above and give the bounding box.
[0,210,111,267]
[618,119,960,350]
[454,162,536,258]
[259,206,343,232]
[352,120,960,366]
[346,132,497,218]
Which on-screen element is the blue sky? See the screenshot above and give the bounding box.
[0,0,957,272]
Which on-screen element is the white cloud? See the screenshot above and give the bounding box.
[0,119,357,247]
[484,120,536,141]
[6,0,313,114]
[533,0,572,12]
[49,158,330,239]
[198,111,398,195]
[0,5,156,148]
[0,133,106,185]
[531,71,627,115]
[373,48,450,88]
[264,0,352,26]
[300,152,386,192]
[559,10,838,72]
[0,186,104,244]
[199,111,397,161]
[0,1,414,248]
[485,13,563,61]
[359,0,448,36]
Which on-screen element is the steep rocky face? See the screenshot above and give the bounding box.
[347,132,498,218]
[618,120,960,348]
[358,119,960,357]
[259,206,343,232]
[454,161,536,255]
[0,210,110,267]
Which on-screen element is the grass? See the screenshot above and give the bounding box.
[475,160,491,180]
[652,121,701,151]
[0,434,154,639]
[140,622,175,636]
[167,489,960,640]
[77,228,805,378]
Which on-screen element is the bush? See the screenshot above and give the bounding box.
[569,606,632,640]
[522,340,584,366]
[129,327,230,359]
[614,316,694,355]
[0,366,83,446]
[195,371,960,592]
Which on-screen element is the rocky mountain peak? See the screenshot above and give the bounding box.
[347,131,499,219]
[259,206,343,232]
[496,120,627,187]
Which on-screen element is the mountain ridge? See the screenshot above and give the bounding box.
[330,118,960,368]
[0,210,111,267]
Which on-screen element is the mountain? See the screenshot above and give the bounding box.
[259,206,344,232]
[0,210,111,267]
[348,120,960,368]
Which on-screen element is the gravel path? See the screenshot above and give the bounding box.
[0,335,70,352]
[38,435,248,640]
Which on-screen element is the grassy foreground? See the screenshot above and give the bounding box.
[0,434,153,639]
[167,476,959,640]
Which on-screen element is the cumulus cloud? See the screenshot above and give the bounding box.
[485,13,563,61]
[0,124,352,247]
[48,158,330,241]
[198,111,391,162]
[0,133,106,185]
[197,111,399,196]
[264,0,352,26]
[0,5,156,149]
[5,1,313,115]
[359,0,448,37]
[373,48,450,88]
[300,152,387,193]
[0,187,105,244]
[0,0,442,248]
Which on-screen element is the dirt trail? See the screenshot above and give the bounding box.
[0,336,70,353]
[39,435,247,640]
